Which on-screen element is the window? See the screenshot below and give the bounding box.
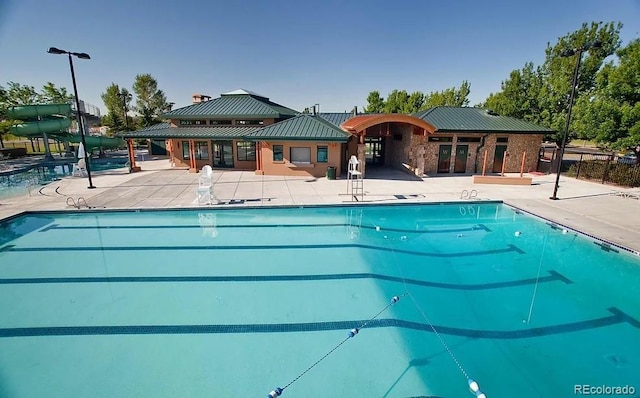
[317,146,328,163]
[428,136,453,142]
[291,147,311,163]
[182,141,209,159]
[180,120,207,125]
[457,137,482,143]
[182,141,190,159]
[497,137,509,143]
[236,141,256,161]
[210,120,232,125]
[236,120,264,125]
[273,145,283,161]
[195,141,209,160]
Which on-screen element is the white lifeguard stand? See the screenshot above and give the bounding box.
[72,158,88,177]
[347,155,363,201]
[196,165,217,205]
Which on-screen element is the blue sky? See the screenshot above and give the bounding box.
[1,0,639,115]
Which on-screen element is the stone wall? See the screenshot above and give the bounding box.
[422,133,543,175]
[386,124,413,170]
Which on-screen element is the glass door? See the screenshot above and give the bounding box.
[213,140,234,168]
[364,137,385,165]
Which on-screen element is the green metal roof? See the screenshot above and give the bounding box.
[317,112,356,127]
[122,126,261,139]
[414,107,553,133]
[162,92,298,119]
[245,114,351,142]
[135,122,170,132]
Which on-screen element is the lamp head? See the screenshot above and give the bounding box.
[560,49,576,57]
[47,47,66,55]
[74,52,91,59]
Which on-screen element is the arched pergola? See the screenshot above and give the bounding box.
[340,114,435,176]
[341,114,436,140]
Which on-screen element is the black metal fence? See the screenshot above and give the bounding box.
[538,146,640,187]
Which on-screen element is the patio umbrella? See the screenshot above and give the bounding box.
[77,142,86,160]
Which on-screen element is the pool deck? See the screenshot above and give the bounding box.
[1,156,639,254]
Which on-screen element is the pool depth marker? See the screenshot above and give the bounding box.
[266,294,405,398]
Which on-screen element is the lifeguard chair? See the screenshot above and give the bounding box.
[347,155,363,201]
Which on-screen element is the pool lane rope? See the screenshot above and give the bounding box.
[380,226,488,397]
[526,229,549,324]
[267,294,405,398]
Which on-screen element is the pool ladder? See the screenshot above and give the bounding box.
[460,189,478,200]
[66,196,90,209]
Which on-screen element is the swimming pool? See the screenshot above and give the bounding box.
[0,160,128,201]
[0,203,638,397]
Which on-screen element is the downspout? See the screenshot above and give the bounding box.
[474,134,489,173]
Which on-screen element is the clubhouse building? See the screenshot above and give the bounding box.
[123,89,553,177]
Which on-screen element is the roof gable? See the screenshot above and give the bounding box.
[245,114,350,142]
[414,107,553,133]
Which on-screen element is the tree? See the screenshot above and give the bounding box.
[483,63,543,123]
[538,21,622,145]
[406,91,425,113]
[39,82,72,104]
[3,82,39,105]
[482,22,622,146]
[132,74,168,128]
[423,81,471,108]
[572,38,640,156]
[364,82,471,115]
[384,90,410,113]
[101,83,135,135]
[0,82,39,148]
[0,81,74,148]
[0,86,9,147]
[364,91,385,113]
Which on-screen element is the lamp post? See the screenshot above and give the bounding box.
[47,47,95,189]
[550,41,601,200]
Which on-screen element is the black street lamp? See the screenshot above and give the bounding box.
[550,41,601,200]
[47,46,95,189]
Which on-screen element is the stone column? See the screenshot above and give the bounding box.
[357,144,366,177]
[415,146,425,176]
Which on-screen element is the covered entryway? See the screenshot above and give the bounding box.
[341,114,435,177]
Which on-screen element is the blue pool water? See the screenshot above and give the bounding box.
[0,160,127,201]
[0,203,639,397]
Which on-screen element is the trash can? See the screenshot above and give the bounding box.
[326,166,336,180]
